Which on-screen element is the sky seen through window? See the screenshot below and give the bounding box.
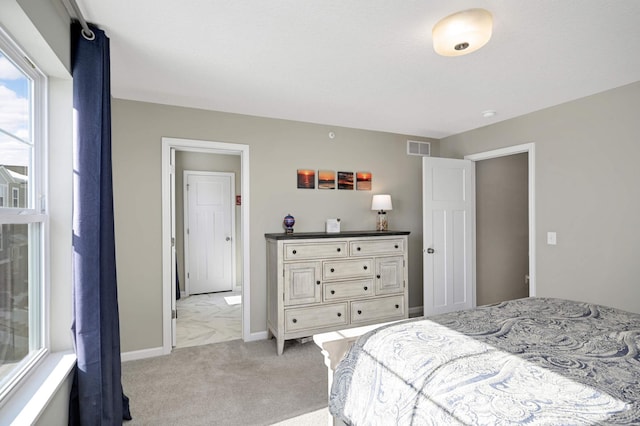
[0,52,31,167]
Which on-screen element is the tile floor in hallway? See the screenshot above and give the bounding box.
[175,291,242,348]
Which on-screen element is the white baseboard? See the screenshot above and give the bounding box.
[123,333,267,361]
[245,330,268,342]
[409,306,424,317]
[126,315,424,361]
[121,346,165,362]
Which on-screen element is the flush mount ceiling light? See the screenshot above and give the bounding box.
[432,8,493,57]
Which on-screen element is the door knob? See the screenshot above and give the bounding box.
[427,248,435,254]
[226,237,231,241]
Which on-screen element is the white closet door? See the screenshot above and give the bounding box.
[185,172,235,294]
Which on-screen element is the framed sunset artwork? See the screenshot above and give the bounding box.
[356,172,372,190]
[338,172,354,190]
[297,169,315,189]
[318,170,336,189]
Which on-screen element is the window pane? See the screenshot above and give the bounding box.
[0,30,45,401]
[0,51,32,210]
[0,223,41,387]
[0,51,31,143]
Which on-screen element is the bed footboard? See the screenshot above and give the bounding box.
[313,322,398,426]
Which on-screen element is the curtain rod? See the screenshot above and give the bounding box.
[64,0,95,40]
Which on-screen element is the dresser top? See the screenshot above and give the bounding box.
[264,230,410,240]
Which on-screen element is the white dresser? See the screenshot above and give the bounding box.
[266,231,409,354]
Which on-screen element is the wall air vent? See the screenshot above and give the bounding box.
[407,140,431,157]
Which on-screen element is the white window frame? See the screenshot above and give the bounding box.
[0,26,49,403]
[11,187,19,207]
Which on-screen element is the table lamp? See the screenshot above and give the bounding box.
[371,194,392,231]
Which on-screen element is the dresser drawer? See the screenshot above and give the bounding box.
[323,259,373,280]
[284,242,348,260]
[284,303,348,332]
[351,295,405,324]
[324,279,373,301]
[350,239,405,256]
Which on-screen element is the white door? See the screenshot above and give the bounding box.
[184,172,235,294]
[423,157,475,316]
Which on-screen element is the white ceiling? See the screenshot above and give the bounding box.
[77,0,640,139]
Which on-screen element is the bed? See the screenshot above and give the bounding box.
[318,297,640,425]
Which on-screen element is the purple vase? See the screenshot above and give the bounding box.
[283,214,295,233]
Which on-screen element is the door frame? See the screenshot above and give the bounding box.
[161,137,250,355]
[465,142,536,297]
[183,171,236,296]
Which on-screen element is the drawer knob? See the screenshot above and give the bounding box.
[337,248,341,252]
[292,250,297,254]
[394,244,399,249]
[292,318,297,323]
[330,268,335,273]
[330,290,335,295]
[395,304,400,309]
[337,312,342,317]
[376,274,381,279]
[363,265,368,270]
[357,310,362,315]
[357,247,361,251]
[316,280,321,285]
[363,286,368,291]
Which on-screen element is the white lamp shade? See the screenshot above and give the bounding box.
[432,8,493,57]
[371,194,393,211]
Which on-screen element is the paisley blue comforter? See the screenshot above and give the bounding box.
[330,298,640,425]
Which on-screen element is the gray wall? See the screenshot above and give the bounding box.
[0,0,71,78]
[17,0,70,72]
[476,153,529,305]
[111,99,438,352]
[441,81,640,314]
[175,151,242,291]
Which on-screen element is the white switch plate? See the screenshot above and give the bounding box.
[547,232,557,245]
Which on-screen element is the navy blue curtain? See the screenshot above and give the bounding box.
[176,260,181,300]
[69,22,131,424]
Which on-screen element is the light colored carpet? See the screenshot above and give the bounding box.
[122,338,328,425]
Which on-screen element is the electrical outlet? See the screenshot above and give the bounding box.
[547,232,557,245]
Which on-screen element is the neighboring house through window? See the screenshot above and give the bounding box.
[0,27,47,400]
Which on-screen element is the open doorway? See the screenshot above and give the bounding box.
[475,153,528,304]
[175,155,241,348]
[161,138,250,355]
[466,143,536,302]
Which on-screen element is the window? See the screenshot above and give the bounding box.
[0,28,47,399]
[11,188,19,207]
